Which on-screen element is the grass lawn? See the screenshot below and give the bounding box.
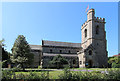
[15,70,64,79]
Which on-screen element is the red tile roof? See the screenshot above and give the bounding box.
[113,53,120,56]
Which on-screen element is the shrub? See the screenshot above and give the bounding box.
[16,73,26,79]
[103,69,120,80]
[59,67,73,80]
[59,68,103,80]
[38,65,42,69]
[40,71,49,79]
[112,62,120,68]
[2,70,15,79]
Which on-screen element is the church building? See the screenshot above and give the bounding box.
[30,9,108,68]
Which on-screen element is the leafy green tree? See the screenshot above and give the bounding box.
[11,35,34,71]
[108,56,120,68]
[0,39,10,68]
[50,55,68,69]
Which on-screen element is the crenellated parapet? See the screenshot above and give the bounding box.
[81,21,87,29]
[94,17,105,23]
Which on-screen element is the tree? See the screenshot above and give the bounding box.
[11,35,34,71]
[0,39,10,68]
[108,56,120,68]
[50,55,68,69]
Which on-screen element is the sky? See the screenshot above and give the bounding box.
[2,2,118,57]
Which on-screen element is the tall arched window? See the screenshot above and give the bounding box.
[89,50,92,55]
[60,50,62,53]
[96,25,99,34]
[73,59,76,64]
[84,29,87,38]
[50,49,52,53]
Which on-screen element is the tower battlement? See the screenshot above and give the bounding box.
[82,21,87,27]
[94,17,105,23]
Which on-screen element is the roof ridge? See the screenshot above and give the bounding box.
[42,40,81,44]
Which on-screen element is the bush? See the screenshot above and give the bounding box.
[59,68,103,80]
[103,69,120,80]
[38,65,42,69]
[16,71,49,80]
[112,62,120,68]
[59,67,73,80]
[16,73,26,79]
[2,70,15,79]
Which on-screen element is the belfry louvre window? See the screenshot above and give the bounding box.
[85,29,87,38]
[89,50,92,55]
[96,25,99,34]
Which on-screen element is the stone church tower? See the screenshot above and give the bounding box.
[78,9,108,68]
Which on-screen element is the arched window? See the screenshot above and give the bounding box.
[96,25,99,34]
[84,29,87,38]
[89,50,92,55]
[69,50,71,53]
[50,49,52,53]
[73,59,76,64]
[60,50,62,53]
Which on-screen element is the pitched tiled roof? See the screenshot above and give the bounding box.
[113,53,120,57]
[42,40,81,48]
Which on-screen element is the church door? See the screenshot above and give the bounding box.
[88,60,93,68]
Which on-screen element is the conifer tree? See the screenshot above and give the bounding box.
[11,35,34,71]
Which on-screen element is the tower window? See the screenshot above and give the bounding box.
[50,49,52,53]
[96,25,99,34]
[84,29,87,38]
[80,61,82,65]
[73,59,76,64]
[60,50,62,53]
[69,50,71,53]
[89,50,92,55]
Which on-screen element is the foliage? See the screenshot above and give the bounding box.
[59,67,102,80]
[59,67,73,80]
[2,68,120,80]
[50,54,68,68]
[112,62,120,68]
[38,65,42,69]
[0,39,5,46]
[11,35,34,71]
[108,56,120,68]
[2,70,15,79]
[0,39,10,68]
[103,68,120,80]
